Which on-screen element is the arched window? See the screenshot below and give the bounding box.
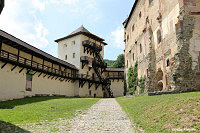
[157,29,162,44]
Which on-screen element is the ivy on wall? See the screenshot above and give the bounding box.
[128,61,146,95]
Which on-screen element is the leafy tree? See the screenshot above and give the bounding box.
[104,59,115,68]
[111,54,124,68]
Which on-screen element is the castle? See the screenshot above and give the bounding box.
[124,0,200,93]
[0,26,124,101]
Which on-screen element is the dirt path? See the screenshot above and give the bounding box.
[67,98,135,133]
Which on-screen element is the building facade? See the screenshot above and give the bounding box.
[124,0,200,93]
[0,26,124,101]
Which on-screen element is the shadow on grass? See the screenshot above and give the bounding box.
[0,121,30,133]
[0,96,67,109]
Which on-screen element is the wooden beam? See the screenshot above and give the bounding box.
[31,55,33,67]
[1,62,7,69]
[17,47,20,62]
[26,69,31,74]
[38,72,42,77]
[81,81,86,88]
[19,67,25,73]
[89,82,93,89]
[11,65,17,71]
[43,74,47,78]
[32,71,37,76]
[95,83,100,90]
[0,37,2,53]
[42,59,44,71]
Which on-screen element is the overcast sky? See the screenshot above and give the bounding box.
[0,0,134,60]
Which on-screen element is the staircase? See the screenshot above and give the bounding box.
[92,49,113,98]
[82,40,113,98]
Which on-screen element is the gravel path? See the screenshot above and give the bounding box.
[9,99,135,133]
[67,98,135,133]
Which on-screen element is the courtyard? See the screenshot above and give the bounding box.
[0,92,199,132]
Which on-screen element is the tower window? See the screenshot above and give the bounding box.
[72,41,75,45]
[65,55,67,60]
[73,53,75,58]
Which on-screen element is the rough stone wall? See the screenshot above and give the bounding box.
[124,0,200,92]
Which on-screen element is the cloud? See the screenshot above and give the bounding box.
[63,0,78,5]
[111,26,125,49]
[0,0,49,49]
[32,0,47,11]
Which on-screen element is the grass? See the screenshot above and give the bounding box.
[116,92,200,133]
[0,97,100,124]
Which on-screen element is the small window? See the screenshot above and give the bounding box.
[127,35,129,41]
[140,44,142,53]
[139,12,142,19]
[64,43,67,48]
[127,60,128,68]
[166,59,170,67]
[73,53,75,58]
[72,41,75,45]
[157,30,162,44]
[65,55,67,60]
[133,53,135,61]
[132,25,135,32]
[89,90,92,96]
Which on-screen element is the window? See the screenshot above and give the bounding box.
[89,90,92,96]
[133,53,135,61]
[157,30,162,44]
[139,12,142,19]
[140,44,142,53]
[26,73,32,92]
[73,53,75,58]
[132,25,135,32]
[166,59,170,67]
[72,41,75,45]
[149,0,153,5]
[127,35,129,42]
[64,43,67,48]
[127,60,128,68]
[65,55,67,60]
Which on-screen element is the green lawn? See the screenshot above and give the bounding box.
[0,97,99,124]
[116,92,200,133]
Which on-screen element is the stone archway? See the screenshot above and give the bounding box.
[156,68,164,91]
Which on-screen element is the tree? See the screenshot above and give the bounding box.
[111,54,124,68]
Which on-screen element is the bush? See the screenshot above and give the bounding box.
[138,76,146,94]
